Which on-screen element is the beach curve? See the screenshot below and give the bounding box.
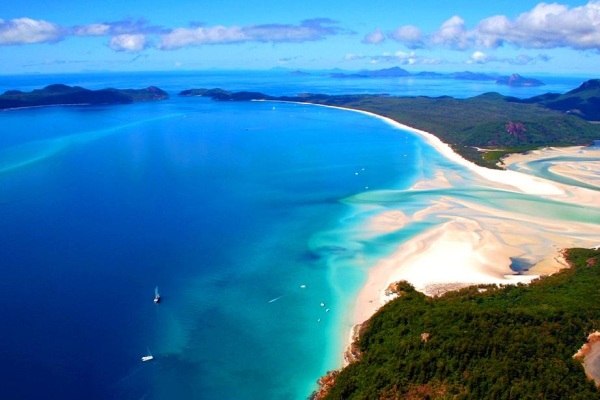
[290,103,600,366]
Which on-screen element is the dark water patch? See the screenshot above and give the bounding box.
[509,257,533,273]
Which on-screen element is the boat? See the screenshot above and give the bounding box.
[141,348,154,362]
[154,286,161,304]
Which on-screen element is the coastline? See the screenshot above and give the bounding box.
[302,103,600,367]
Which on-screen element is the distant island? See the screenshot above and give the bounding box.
[314,67,545,86]
[0,84,168,110]
[329,66,412,79]
[496,73,545,87]
[179,79,600,168]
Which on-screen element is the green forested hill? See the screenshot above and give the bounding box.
[0,84,168,109]
[509,79,600,121]
[188,80,600,169]
[316,248,600,400]
[305,93,600,168]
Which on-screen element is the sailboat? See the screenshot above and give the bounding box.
[141,348,154,362]
[154,286,161,304]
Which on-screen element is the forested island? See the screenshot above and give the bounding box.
[316,67,545,87]
[311,248,600,399]
[0,84,168,109]
[181,79,600,168]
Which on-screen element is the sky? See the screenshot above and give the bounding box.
[1,0,600,75]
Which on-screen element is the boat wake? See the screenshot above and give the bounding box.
[268,295,285,304]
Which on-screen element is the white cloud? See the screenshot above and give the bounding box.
[0,18,63,45]
[430,16,472,50]
[73,19,163,37]
[73,23,111,36]
[478,1,600,50]
[468,50,489,64]
[369,51,443,65]
[383,1,600,52]
[388,16,473,50]
[467,50,551,65]
[475,15,513,48]
[0,16,347,55]
[362,28,385,44]
[109,34,148,53]
[159,26,245,49]
[389,25,424,48]
[158,19,344,50]
[245,19,343,41]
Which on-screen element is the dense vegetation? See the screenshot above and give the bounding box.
[315,248,600,399]
[305,92,600,168]
[0,84,168,109]
[508,79,600,121]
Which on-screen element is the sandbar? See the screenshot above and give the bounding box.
[335,108,600,349]
[279,102,600,365]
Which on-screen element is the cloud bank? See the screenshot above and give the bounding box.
[158,19,343,50]
[0,18,63,45]
[109,34,149,52]
[370,1,600,51]
[467,51,551,65]
[4,1,600,59]
[0,17,345,53]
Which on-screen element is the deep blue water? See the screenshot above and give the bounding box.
[0,71,594,399]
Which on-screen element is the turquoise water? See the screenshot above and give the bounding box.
[507,155,600,191]
[0,92,421,399]
[0,72,597,399]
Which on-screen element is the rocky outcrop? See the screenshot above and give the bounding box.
[573,331,600,386]
[310,370,340,400]
[496,74,545,86]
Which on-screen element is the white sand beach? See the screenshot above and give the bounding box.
[288,103,600,364]
[341,110,600,333]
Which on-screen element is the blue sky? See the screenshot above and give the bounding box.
[1,0,600,75]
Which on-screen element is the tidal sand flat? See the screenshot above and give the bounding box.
[503,145,600,192]
[324,111,600,338]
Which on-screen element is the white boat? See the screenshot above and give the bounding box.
[154,286,161,304]
[141,348,154,362]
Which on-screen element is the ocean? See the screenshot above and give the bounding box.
[0,70,595,399]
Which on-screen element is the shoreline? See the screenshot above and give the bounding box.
[296,102,600,367]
